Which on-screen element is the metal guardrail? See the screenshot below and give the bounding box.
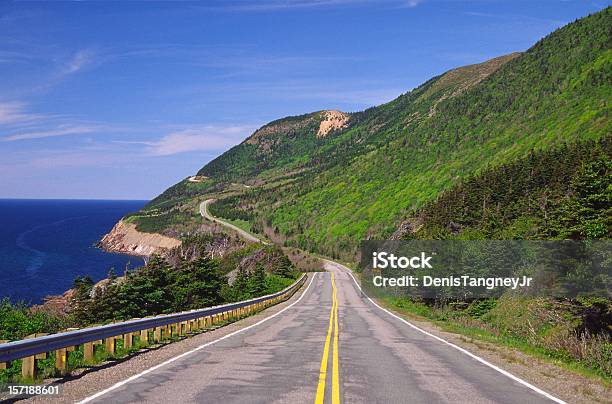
[0,273,307,377]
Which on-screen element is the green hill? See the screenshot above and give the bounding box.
[132,7,611,259]
[394,137,611,240]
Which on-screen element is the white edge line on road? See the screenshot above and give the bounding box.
[77,273,318,404]
[326,259,566,404]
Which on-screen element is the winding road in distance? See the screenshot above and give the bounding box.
[200,199,265,244]
[81,200,564,403]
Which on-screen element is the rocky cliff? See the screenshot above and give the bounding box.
[99,220,181,256]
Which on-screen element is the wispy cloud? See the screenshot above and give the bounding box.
[203,0,425,11]
[63,49,96,74]
[0,50,37,65]
[118,125,255,156]
[105,44,356,76]
[0,101,108,142]
[403,0,423,8]
[2,124,100,142]
[0,101,47,126]
[463,11,496,18]
[171,78,403,108]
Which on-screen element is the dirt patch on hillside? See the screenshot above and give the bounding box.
[316,110,350,138]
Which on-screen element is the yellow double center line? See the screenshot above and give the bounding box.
[315,272,340,404]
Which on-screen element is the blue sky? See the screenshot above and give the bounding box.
[0,0,607,199]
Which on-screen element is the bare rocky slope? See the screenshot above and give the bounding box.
[100,219,181,256]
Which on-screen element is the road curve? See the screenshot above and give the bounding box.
[200,199,265,244]
[80,266,558,404]
[80,200,563,403]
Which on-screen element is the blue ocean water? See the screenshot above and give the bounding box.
[0,199,147,304]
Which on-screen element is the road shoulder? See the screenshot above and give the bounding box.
[338,262,611,404]
[24,273,314,403]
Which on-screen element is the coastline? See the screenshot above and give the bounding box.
[99,219,181,256]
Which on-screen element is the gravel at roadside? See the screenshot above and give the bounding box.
[11,274,312,404]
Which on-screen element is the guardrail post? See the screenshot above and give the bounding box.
[55,348,67,374]
[105,336,116,355]
[185,321,191,334]
[0,339,7,369]
[21,333,48,379]
[153,327,161,342]
[140,329,150,345]
[123,333,133,349]
[83,342,94,362]
[22,355,36,379]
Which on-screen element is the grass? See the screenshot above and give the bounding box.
[377,295,612,385]
[225,218,252,233]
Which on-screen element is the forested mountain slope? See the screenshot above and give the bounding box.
[199,110,352,183]
[393,137,611,240]
[128,8,611,259]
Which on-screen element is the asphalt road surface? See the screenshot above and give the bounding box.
[200,200,265,244]
[81,263,559,404]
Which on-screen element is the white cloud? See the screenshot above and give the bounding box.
[124,125,255,156]
[148,127,253,156]
[2,124,99,141]
[0,100,107,142]
[0,101,46,126]
[64,49,96,74]
[405,0,422,7]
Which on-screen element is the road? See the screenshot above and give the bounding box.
[78,200,562,403]
[200,199,265,244]
[81,262,558,404]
